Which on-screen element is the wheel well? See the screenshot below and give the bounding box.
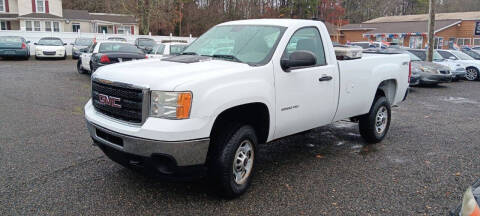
[376,79,397,103]
[210,103,270,145]
[466,66,479,72]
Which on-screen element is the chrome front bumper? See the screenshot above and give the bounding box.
[86,120,210,166]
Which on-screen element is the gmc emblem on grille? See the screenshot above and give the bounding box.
[98,94,122,108]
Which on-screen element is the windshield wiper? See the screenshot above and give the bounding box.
[211,54,243,63]
[181,52,198,55]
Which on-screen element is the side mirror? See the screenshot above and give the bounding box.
[281,51,317,72]
[64,43,67,46]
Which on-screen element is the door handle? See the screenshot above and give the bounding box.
[319,75,333,82]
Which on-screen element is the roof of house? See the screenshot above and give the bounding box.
[364,11,480,23]
[19,13,63,19]
[340,19,461,34]
[89,13,137,24]
[63,9,91,20]
[0,13,19,19]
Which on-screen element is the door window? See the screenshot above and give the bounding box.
[437,50,458,60]
[45,21,51,32]
[0,21,6,30]
[282,27,326,67]
[26,21,32,31]
[34,21,41,31]
[53,22,60,32]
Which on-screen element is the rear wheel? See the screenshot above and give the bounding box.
[465,67,479,81]
[359,96,391,144]
[208,125,257,199]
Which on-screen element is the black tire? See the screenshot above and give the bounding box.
[62,52,67,60]
[208,125,257,199]
[90,62,95,73]
[35,55,40,60]
[77,60,86,74]
[359,96,391,144]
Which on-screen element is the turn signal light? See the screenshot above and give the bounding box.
[100,55,110,63]
[176,93,192,119]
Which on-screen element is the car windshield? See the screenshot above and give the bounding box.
[38,38,63,46]
[170,44,188,55]
[75,38,94,46]
[138,39,156,47]
[182,25,286,65]
[0,36,23,44]
[408,50,443,61]
[405,51,422,61]
[452,50,475,60]
[99,43,143,54]
[150,44,166,54]
[463,50,480,60]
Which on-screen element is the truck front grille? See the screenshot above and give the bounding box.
[92,80,146,124]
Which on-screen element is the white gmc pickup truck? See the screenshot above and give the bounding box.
[85,19,410,198]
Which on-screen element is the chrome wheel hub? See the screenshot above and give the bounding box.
[233,140,254,185]
[466,68,478,81]
[375,106,388,135]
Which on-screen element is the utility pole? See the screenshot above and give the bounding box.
[426,0,436,62]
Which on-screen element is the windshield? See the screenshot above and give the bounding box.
[150,44,166,54]
[99,43,143,54]
[170,44,188,55]
[182,25,286,65]
[38,38,63,46]
[408,50,443,61]
[75,38,94,46]
[0,36,23,44]
[463,50,480,60]
[452,50,474,60]
[405,51,421,61]
[138,39,156,47]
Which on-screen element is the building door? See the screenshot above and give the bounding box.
[98,26,108,34]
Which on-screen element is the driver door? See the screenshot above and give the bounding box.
[82,43,96,70]
[273,27,339,138]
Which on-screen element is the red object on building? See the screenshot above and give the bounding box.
[32,0,36,12]
[45,0,49,13]
[131,26,134,35]
[5,0,9,12]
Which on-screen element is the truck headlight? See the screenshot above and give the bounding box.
[150,91,192,119]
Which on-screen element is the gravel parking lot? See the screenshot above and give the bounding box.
[1,59,479,215]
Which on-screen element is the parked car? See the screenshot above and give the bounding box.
[437,49,480,81]
[350,41,387,49]
[71,38,95,59]
[407,49,466,81]
[84,19,410,198]
[391,49,453,85]
[0,36,30,60]
[107,37,127,42]
[147,42,189,58]
[34,37,67,60]
[134,38,156,53]
[461,49,480,60]
[77,41,146,74]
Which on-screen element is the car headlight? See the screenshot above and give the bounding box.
[150,91,192,119]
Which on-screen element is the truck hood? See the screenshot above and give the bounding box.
[92,57,252,90]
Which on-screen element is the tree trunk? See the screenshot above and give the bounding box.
[427,0,436,62]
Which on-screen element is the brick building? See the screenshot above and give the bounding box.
[338,11,480,49]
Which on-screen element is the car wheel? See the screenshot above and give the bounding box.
[77,61,86,74]
[90,62,95,73]
[465,67,479,81]
[359,96,391,144]
[62,52,67,60]
[35,55,40,60]
[208,125,257,199]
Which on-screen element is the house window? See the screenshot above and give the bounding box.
[434,37,444,49]
[0,0,5,12]
[36,0,45,13]
[45,21,51,32]
[73,23,80,32]
[409,36,423,49]
[34,21,41,31]
[53,22,59,32]
[474,38,480,47]
[26,21,32,31]
[448,38,456,49]
[0,21,6,30]
[117,26,131,34]
[457,38,471,47]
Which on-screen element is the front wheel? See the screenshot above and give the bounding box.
[208,125,257,199]
[77,61,86,74]
[359,96,391,144]
[465,67,479,81]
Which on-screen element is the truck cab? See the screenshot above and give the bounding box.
[85,19,410,198]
